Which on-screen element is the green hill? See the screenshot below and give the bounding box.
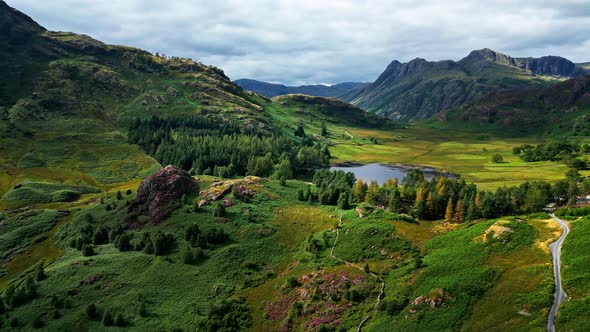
[344,48,587,122]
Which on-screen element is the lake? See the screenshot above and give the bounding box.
[329,163,454,185]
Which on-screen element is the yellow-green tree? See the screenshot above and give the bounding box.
[444,199,454,223]
[365,180,380,204]
[454,199,464,223]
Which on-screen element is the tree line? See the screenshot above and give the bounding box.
[301,169,585,221]
[513,141,590,163]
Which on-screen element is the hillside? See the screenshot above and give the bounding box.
[0,0,283,199]
[235,78,368,99]
[344,48,588,122]
[271,94,399,130]
[443,75,590,135]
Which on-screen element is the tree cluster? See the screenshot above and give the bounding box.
[513,141,590,162]
[128,115,330,178]
[303,168,583,221]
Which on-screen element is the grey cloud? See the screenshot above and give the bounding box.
[6,0,590,85]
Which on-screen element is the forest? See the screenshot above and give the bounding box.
[128,116,331,178]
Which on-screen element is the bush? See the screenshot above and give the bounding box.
[32,315,44,328]
[491,153,504,163]
[82,244,94,257]
[138,302,148,317]
[114,313,125,326]
[213,203,226,218]
[85,303,98,319]
[102,310,114,326]
[51,190,81,202]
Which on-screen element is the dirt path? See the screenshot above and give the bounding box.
[547,213,570,332]
[329,215,385,332]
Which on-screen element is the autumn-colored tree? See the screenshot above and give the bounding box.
[354,178,367,202]
[454,199,464,223]
[474,192,482,208]
[415,186,427,204]
[426,192,435,218]
[444,199,454,223]
[384,178,399,189]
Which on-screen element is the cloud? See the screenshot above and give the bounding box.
[7,0,590,85]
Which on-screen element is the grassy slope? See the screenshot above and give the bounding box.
[557,215,590,330]
[0,172,561,331]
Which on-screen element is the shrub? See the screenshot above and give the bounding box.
[85,303,98,319]
[51,190,80,202]
[82,244,95,257]
[114,313,125,326]
[138,302,148,317]
[102,310,114,326]
[213,203,226,218]
[32,315,44,328]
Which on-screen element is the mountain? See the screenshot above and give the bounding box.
[443,74,590,135]
[344,48,588,122]
[234,78,369,98]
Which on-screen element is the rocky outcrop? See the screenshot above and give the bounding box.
[127,165,197,225]
[516,56,585,77]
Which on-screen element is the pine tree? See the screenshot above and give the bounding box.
[116,191,123,200]
[388,188,401,212]
[337,192,350,210]
[320,122,328,137]
[444,199,454,223]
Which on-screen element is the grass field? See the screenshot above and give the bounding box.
[329,124,579,191]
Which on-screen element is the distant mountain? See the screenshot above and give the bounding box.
[343,48,588,122]
[444,74,590,135]
[234,78,369,99]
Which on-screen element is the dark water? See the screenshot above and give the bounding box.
[329,163,452,185]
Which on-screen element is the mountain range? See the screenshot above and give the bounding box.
[343,48,588,121]
[234,79,368,99]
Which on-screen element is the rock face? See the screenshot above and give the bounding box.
[127,165,197,224]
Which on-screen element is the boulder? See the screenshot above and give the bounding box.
[127,165,197,225]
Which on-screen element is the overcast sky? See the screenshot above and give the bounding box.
[7,0,590,85]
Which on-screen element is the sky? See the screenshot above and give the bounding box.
[7,0,590,85]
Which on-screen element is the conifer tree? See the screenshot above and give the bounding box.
[444,199,454,223]
[365,180,380,204]
[455,200,465,223]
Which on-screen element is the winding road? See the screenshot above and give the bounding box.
[547,213,570,332]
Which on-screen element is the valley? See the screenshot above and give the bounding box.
[1,1,590,331]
